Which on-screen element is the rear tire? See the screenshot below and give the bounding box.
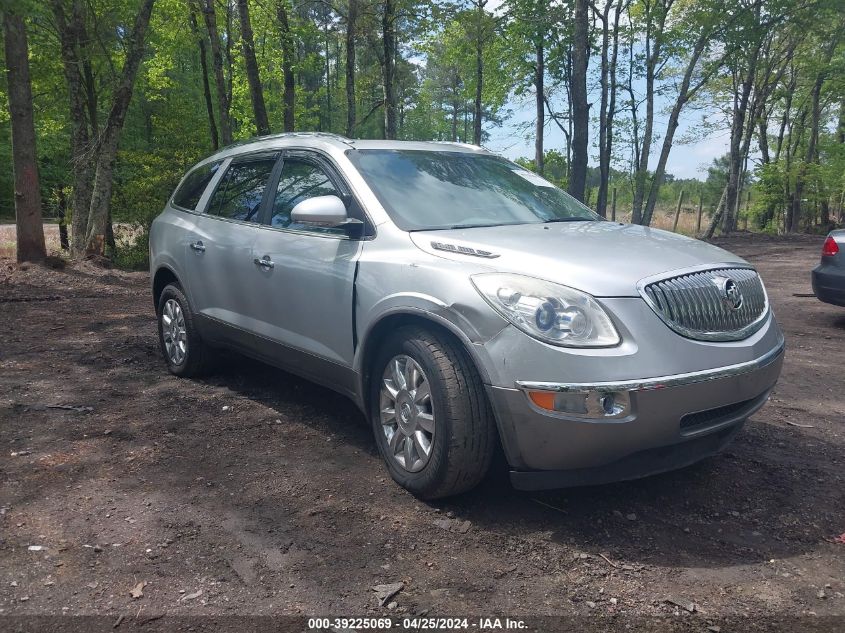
[157,283,215,377]
[369,326,496,499]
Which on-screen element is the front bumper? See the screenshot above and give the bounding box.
[812,264,845,307]
[486,341,785,490]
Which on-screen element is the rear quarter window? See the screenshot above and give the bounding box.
[172,161,222,210]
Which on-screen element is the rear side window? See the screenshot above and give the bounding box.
[172,161,221,210]
[206,158,277,222]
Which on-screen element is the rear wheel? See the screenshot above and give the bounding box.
[369,327,496,499]
[157,283,215,377]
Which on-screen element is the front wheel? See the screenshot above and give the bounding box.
[369,327,496,499]
[157,283,215,377]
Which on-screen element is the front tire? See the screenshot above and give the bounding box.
[369,327,496,499]
[157,283,214,377]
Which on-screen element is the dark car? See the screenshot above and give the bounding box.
[812,230,845,307]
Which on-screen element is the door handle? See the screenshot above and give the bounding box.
[254,256,274,269]
[190,241,206,252]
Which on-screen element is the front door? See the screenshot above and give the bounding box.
[248,153,364,389]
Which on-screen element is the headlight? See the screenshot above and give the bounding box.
[471,273,620,347]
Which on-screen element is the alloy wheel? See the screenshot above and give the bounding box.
[379,355,435,472]
[161,298,187,365]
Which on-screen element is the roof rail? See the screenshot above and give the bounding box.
[219,131,354,152]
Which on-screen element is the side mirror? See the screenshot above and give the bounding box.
[290,195,350,227]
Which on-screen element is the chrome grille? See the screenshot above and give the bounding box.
[640,266,768,341]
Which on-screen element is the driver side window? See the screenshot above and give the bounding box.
[206,158,277,222]
[270,159,340,229]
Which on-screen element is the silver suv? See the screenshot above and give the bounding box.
[150,133,785,499]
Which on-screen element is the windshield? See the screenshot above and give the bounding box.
[346,149,600,231]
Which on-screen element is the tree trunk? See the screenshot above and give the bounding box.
[188,3,218,150]
[723,59,759,234]
[224,2,234,111]
[837,99,845,145]
[472,0,486,145]
[324,20,332,132]
[382,0,397,139]
[611,187,617,221]
[202,0,233,145]
[277,0,296,132]
[236,0,270,136]
[625,29,640,194]
[568,0,589,202]
[345,0,357,136]
[3,10,46,263]
[473,34,483,145]
[696,194,703,233]
[534,40,544,174]
[596,3,610,215]
[672,189,685,233]
[84,0,156,256]
[703,185,728,239]
[451,90,459,142]
[83,59,97,137]
[57,188,69,251]
[53,0,96,255]
[596,0,623,218]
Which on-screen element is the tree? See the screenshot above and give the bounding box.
[504,0,563,176]
[568,0,589,202]
[593,0,626,216]
[3,7,46,262]
[52,0,93,254]
[628,0,674,224]
[381,0,397,138]
[188,1,218,149]
[83,0,156,255]
[640,0,730,227]
[276,0,296,132]
[465,0,497,145]
[237,0,270,136]
[5,0,844,271]
[202,0,233,145]
[789,33,840,231]
[346,0,358,136]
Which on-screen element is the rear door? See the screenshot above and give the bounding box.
[248,151,368,386]
[182,152,280,336]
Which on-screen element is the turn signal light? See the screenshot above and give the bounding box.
[822,236,839,257]
[528,391,556,411]
[526,389,631,419]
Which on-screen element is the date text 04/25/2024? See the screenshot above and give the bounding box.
[307,617,527,630]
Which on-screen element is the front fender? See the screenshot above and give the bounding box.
[352,290,509,397]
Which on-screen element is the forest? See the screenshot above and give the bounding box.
[1,0,844,265]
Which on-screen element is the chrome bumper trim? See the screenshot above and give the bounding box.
[515,340,785,394]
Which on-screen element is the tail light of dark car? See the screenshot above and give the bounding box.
[822,236,839,257]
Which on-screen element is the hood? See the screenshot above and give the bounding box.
[409,221,747,297]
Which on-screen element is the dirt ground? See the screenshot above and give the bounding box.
[0,233,843,629]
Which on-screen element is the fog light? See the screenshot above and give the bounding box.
[527,389,631,419]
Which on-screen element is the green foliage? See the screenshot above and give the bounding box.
[2,0,845,259]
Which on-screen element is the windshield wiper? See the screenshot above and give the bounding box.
[543,217,594,223]
[420,222,522,231]
[446,223,500,230]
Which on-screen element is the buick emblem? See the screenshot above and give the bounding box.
[714,276,743,311]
